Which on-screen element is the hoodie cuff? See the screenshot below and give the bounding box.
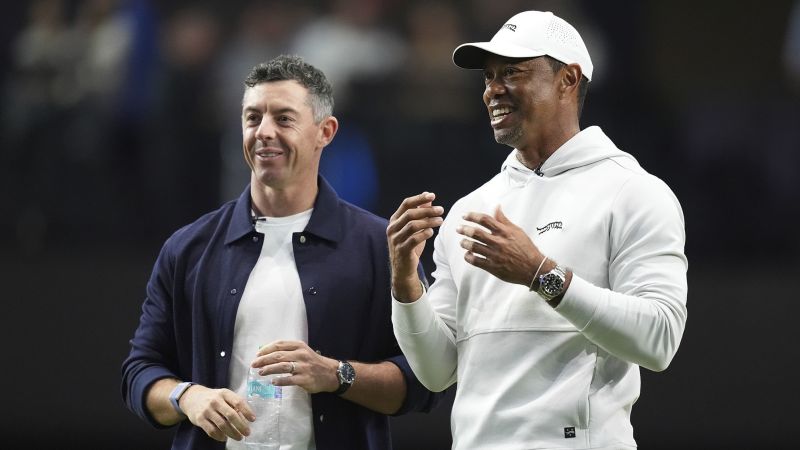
[392,291,436,335]
[554,274,605,331]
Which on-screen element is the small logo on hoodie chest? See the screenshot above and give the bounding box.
[536,221,563,235]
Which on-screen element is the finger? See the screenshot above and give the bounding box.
[219,410,248,441]
[456,224,494,245]
[395,227,435,254]
[271,374,298,387]
[401,205,444,221]
[388,214,442,243]
[256,340,301,357]
[251,351,283,368]
[219,420,245,441]
[220,406,251,440]
[200,419,227,442]
[462,212,500,233]
[254,348,304,369]
[205,410,237,441]
[394,216,443,243]
[224,390,256,422]
[494,205,510,224]
[464,250,490,269]
[256,362,295,376]
[460,238,492,258]
[388,205,444,236]
[390,192,436,221]
[208,400,250,442]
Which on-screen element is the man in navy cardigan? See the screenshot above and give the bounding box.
[122,55,439,449]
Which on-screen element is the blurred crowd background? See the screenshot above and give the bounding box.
[1,0,798,448]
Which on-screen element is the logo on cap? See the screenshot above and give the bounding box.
[503,23,517,32]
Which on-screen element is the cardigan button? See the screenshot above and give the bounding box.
[230,288,237,295]
[299,235,307,244]
[252,236,259,242]
[308,287,317,295]
[220,351,226,357]
[319,414,324,423]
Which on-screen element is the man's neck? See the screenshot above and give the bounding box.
[250,179,318,218]
[515,125,580,171]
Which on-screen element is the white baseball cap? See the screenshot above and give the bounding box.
[452,11,593,81]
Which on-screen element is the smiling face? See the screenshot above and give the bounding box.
[482,55,563,152]
[241,80,334,191]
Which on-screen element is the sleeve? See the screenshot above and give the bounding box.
[392,228,459,392]
[555,175,688,372]
[120,238,181,428]
[384,263,445,415]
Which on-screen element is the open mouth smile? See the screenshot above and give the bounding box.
[255,148,284,160]
[490,106,515,127]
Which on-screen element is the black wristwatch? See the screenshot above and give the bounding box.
[334,360,356,395]
[537,265,567,302]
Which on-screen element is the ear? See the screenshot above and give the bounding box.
[317,115,339,148]
[561,63,582,97]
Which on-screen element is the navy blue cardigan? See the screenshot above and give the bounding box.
[122,176,439,449]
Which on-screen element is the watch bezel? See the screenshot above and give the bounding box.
[537,265,567,301]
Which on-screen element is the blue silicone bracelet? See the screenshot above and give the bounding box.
[169,381,195,415]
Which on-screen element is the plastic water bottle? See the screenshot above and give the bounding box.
[244,367,281,449]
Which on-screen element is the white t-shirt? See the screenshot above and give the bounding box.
[227,209,316,450]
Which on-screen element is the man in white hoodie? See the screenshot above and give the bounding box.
[388,10,688,450]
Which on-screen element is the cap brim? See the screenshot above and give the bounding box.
[452,41,547,69]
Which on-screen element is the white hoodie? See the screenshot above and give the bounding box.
[392,126,688,449]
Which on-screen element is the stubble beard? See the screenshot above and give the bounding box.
[494,125,524,148]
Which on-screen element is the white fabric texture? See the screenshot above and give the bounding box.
[227,209,316,450]
[392,126,687,449]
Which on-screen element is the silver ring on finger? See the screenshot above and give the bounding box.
[289,361,296,374]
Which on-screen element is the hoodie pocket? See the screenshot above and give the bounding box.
[458,286,575,341]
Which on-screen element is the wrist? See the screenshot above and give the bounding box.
[169,381,195,416]
[392,275,424,303]
[325,358,340,393]
[528,256,553,291]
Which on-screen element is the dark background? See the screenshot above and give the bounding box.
[2,0,799,449]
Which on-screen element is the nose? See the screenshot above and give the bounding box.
[483,76,506,104]
[255,117,277,141]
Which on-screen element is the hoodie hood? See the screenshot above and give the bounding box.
[501,126,639,181]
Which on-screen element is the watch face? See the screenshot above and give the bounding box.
[541,272,564,296]
[339,361,356,383]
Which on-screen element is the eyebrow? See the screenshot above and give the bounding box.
[242,105,300,116]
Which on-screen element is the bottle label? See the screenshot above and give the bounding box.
[248,379,282,399]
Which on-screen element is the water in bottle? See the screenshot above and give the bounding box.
[244,367,282,449]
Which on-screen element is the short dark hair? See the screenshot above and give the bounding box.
[544,56,589,119]
[244,55,334,123]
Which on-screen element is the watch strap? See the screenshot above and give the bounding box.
[169,381,195,416]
